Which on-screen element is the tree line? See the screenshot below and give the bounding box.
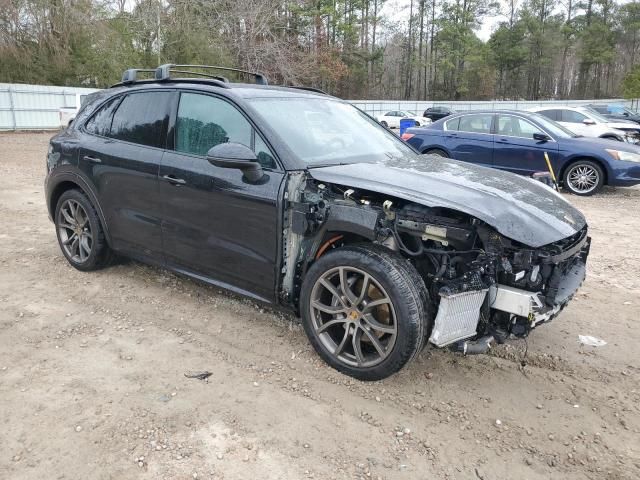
[1,0,639,100]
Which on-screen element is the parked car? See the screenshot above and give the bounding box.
[423,106,456,122]
[377,110,431,128]
[402,109,640,195]
[58,93,89,128]
[46,65,590,380]
[586,104,640,124]
[529,105,640,142]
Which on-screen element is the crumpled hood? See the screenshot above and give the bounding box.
[308,155,587,248]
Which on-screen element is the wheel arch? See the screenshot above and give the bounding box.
[47,174,112,244]
[421,145,450,157]
[558,156,610,186]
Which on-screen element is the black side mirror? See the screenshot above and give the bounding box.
[533,132,551,142]
[207,143,264,183]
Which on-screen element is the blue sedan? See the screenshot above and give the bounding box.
[402,109,640,195]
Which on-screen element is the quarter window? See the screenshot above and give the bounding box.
[84,96,121,137]
[457,114,493,134]
[175,93,276,169]
[444,117,460,131]
[109,92,171,148]
[497,115,544,139]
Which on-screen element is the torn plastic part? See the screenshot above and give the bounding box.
[489,284,560,327]
[281,172,306,301]
[429,289,488,347]
[578,335,607,347]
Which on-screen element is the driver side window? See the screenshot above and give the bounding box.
[175,93,276,168]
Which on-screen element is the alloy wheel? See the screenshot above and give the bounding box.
[57,199,93,263]
[309,266,397,368]
[567,164,599,194]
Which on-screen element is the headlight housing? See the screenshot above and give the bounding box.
[605,149,640,163]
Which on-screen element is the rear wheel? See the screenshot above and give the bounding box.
[562,160,604,196]
[55,189,112,271]
[300,245,431,381]
[424,148,449,158]
[380,121,388,128]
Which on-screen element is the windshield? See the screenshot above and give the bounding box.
[248,98,415,166]
[529,113,578,138]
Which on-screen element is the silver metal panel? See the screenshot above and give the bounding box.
[429,289,488,347]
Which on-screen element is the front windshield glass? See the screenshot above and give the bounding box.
[529,113,577,138]
[248,98,415,166]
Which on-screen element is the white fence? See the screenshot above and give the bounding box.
[0,83,98,131]
[0,82,637,130]
[350,99,638,118]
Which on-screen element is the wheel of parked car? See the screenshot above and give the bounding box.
[55,189,112,271]
[299,245,431,381]
[601,134,623,142]
[380,121,388,128]
[424,148,449,158]
[562,160,604,196]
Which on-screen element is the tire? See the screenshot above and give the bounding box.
[300,245,432,381]
[415,121,421,127]
[562,160,604,196]
[55,189,113,271]
[424,148,449,158]
[380,121,388,128]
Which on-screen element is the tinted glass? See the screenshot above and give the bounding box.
[175,93,275,168]
[590,105,608,113]
[109,92,171,148]
[458,114,492,134]
[561,110,587,123]
[84,96,121,136]
[497,115,543,139]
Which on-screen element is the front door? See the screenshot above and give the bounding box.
[492,114,559,175]
[159,91,285,302]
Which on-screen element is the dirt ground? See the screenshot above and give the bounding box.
[1,132,639,480]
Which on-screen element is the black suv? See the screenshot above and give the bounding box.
[422,106,455,122]
[46,64,590,380]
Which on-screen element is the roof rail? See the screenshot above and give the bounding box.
[288,86,328,95]
[121,69,156,84]
[155,64,268,85]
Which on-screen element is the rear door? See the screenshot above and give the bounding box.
[492,114,559,175]
[78,90,173,260]
[443,113,494,167]
[159,91,285,302]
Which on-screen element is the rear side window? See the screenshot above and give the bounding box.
[537,109,561,121]
[109,92,171,148]
[444,117,460,131]
[561,110,587,123]
[84,96,121,136]
[497,115,544,139]
[458,114,493,134]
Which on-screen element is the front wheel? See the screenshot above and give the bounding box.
[562,160,604,196]
[300,245,431,381]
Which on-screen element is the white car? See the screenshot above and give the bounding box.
[377,110,431,129]
[529,106,639,142]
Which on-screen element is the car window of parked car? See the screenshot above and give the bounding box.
[457,114,493,134]
[497,115,544,139]
[175,93,276,169]
[561,110,588,123]
[444,116,460,131]
[536,109,561,121]
[84,96,122,137]
[108,92,171,148]
[589,105,608,114]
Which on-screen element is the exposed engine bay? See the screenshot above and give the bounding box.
[281,174,590,352]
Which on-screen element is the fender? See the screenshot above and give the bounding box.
[45,168,113,245]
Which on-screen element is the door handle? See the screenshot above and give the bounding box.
[83,155,101,163]
[162,174,186,185]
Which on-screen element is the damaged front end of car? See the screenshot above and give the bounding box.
[280,172,590,353]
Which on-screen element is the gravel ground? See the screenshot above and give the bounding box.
[1,132,639,480]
